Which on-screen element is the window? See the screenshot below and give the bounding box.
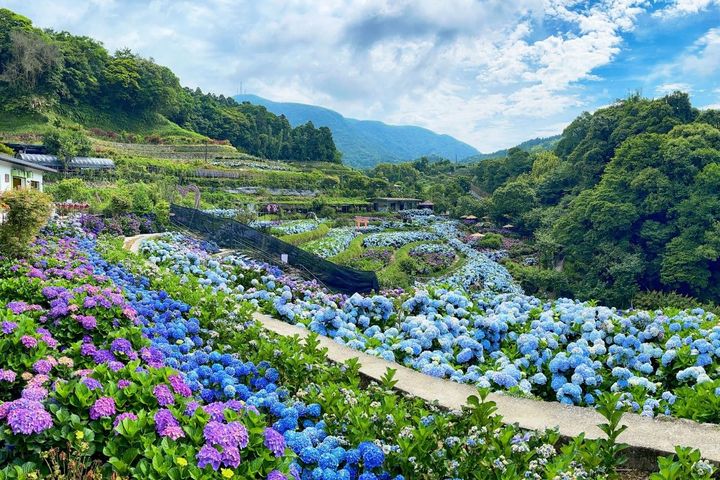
[30,181,40,190]
[3,174,8,183]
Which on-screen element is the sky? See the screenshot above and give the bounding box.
[2,0,719,152]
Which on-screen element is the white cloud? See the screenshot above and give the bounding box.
[653,0,720,18]
[656,82,694,94]
[2,0,652,151]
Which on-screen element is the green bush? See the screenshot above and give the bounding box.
[476,233,503,249]
[0,188,53,257]
[506,261,573,299]
[633,290,720,315]
[42,128,92,167]
[0,143,14,155]
[279,224,330,246]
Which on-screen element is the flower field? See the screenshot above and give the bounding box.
[138,227,720,427]
[1,220,692,479]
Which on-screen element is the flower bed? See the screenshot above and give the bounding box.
[79,213,158,237]
[270,220,323,236]
[343,248,394,271]
[362,231,438,249]
[405,244,456,275]
[202,208,241,218]
[138,232,720,426]
[303,227,358,258]
[0,225,401,479]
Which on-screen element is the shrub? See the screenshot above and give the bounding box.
[633,290,720,315]
[0,143,13,155]
[42,128,92,169]
[0,188,53,257]
[475,233,502,249]
[279,224,330,246]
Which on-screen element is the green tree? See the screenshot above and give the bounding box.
[0,187,53,257]
[43,128,92,170]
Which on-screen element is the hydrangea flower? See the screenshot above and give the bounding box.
[89,397,116,420]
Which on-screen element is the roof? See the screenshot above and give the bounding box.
[18,153,115,169]
[418,200,434,205]
[0,153,57,173]
[372,197,421,202]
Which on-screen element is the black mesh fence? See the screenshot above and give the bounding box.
[170,205,380,294]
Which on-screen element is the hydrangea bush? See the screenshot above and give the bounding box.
[139,230,720,425]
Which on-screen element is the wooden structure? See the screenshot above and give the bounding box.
[354,216,369,228]
[418,200,435,210]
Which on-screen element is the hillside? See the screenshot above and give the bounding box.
[0,8,339,163]
[234,94,479,169]
[470,92,720,306]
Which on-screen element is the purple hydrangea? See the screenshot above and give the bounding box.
[110,338,134,356]
[117,379,132,389]
[267,471,287,480]
[1,321,18,334]
[153,384,175,406]
[81,377,103,391]
[185,401,200,416]
[0,369,16,382]
[196,444,222,470]
[168,374,192,397]
[154,408,184,439]
[20,336,37,348]
[80,342,97,356]
[202,402,228,421]
[7,301,39,314]
[263,427,286,457]
[33,360,53,375]
[21,386,48,401]
[2,399,53,434]
[75,315,97,330]
[221,445,241,468]
[89,397,116,420]
[92,349,116,364]
[227,421,249,449]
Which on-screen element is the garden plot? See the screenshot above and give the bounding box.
[138,231,720,429]
[2,222,705,478]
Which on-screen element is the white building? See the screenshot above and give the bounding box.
[0,152,56,192]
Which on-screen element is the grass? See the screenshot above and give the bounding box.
[377,241,467,289]
[329,235,365,264]
[279,224,331,246]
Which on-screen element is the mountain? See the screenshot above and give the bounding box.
[463,135,561,163]
[234,94,479,169]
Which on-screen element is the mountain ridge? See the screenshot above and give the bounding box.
[234,94,479,169]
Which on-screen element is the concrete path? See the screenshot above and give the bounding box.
[253,312,720,468]
[122,233,164,253]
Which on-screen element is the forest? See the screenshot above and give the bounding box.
[469,92,720,307]
[0,8,340,162]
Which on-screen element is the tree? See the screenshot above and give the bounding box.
[43,128,92,170]
[0,188,53,258]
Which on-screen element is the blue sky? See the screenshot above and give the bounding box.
[2,0,719,152]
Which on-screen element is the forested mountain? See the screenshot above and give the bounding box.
[472,92,720,306]
[0,8,339,162]
[234,94,479,169]
[464,135,561,163]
